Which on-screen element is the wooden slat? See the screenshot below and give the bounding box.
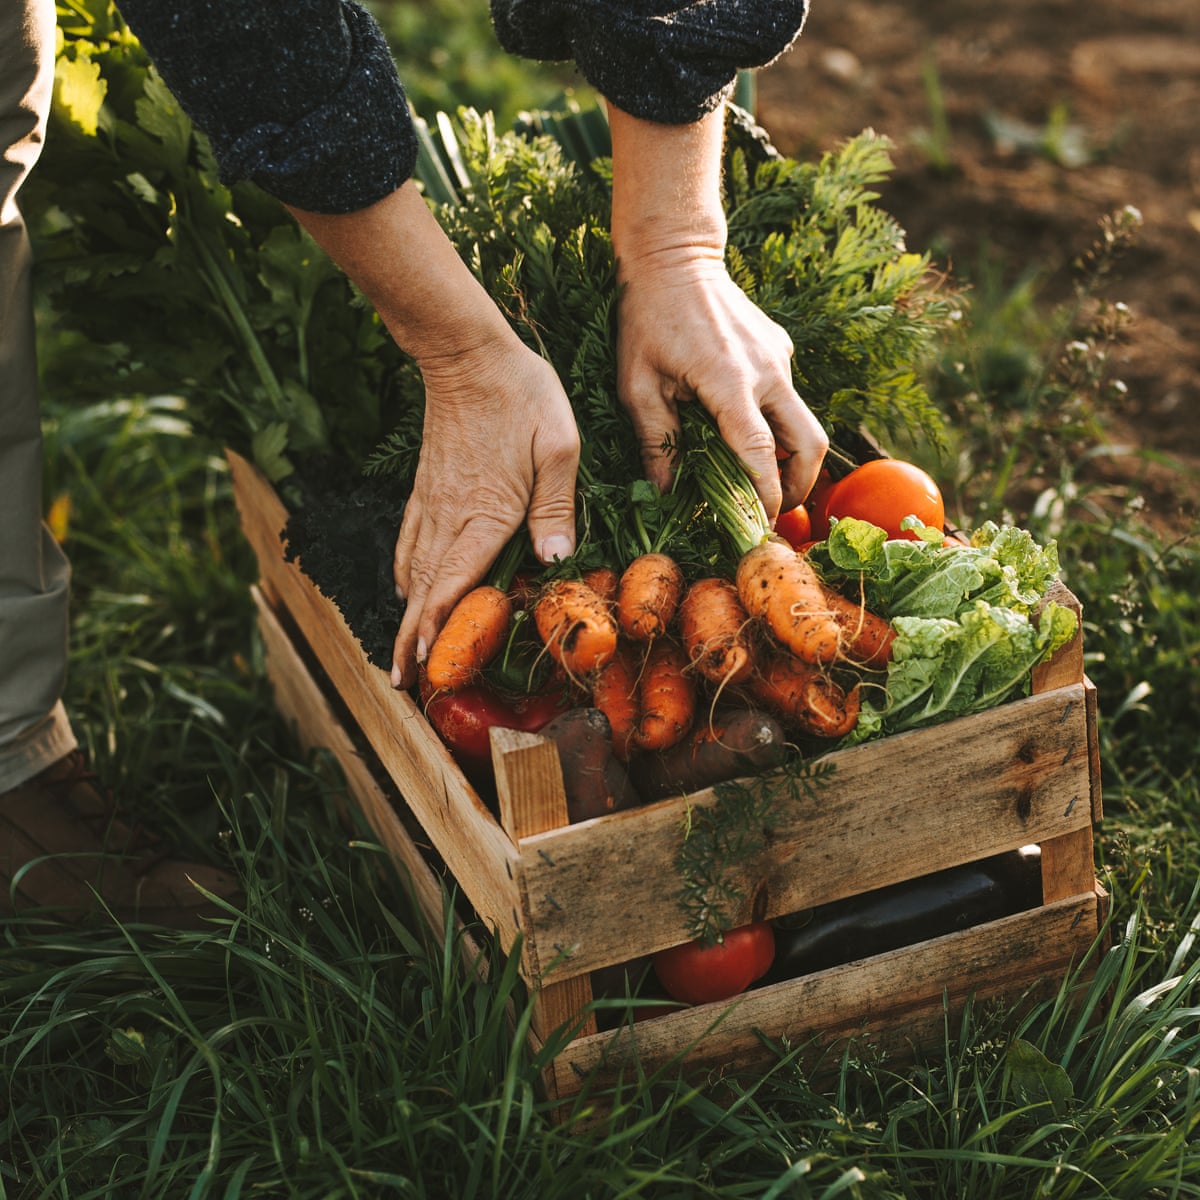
[491,728,598,1056]
[556,889,1104,1092]
[1040,679,1102,901]
[517,683,1096,977]
[227,451,523,951]
[252,586,486,974]
[1031,580,1085,693]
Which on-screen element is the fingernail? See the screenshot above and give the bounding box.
[537,534,574,564]
[395,583,405,601]
[390,664,404,688]
[415,636,428,664]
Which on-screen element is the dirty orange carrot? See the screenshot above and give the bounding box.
[678,577,756,686]
[425,585,514,692]
[800,677,861,739]
[747,654,861,739]
[533,579,619,676]
[581,566,620,608]
[821,585,895,669]
[590,640,641,760]
[632,638,696,753]
[735,539,842,665]
[617,553,685,642]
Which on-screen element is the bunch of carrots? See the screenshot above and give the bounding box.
[417,409,906,787]
[424,535,894,765]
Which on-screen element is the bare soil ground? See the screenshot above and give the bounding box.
[758,0,1200,531]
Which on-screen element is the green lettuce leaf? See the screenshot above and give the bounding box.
[814,515,1077,744]
[821,516,1065,619]
[843,598,1078,744]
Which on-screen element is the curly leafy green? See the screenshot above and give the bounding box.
[819,516,1066,618]
[811,516,1078,743]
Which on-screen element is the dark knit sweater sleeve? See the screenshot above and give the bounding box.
[491,1,808,124]
[115,0,416,214]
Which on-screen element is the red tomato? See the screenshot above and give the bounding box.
[823,459,945,540]
[652,921,776,1006]
[804,468,838,540]
[775,503,812,549]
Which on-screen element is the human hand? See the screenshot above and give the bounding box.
[389,335,580,688]
[615,249,828,520]
[285,183,580,690]
[607,102,827,523]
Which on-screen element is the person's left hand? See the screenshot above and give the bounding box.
[614,247,828,523]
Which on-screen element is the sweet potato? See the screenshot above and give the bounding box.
[538,707,642,823]
[634,707,790,800]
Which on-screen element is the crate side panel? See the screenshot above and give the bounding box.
[556,891,1103,1093]
[228,452,522,950]
[252,586,487,976]
[520,683,1095,976]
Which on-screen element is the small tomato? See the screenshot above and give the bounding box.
[652,921,776,1006]
[804,468,838,540]
[775,503,812,549]
[824,459,945,540]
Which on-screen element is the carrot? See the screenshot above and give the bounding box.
[632,639,696,753]
[590,640,641,760]
[821,585,895,669]
[747,654,861,739]
[678,577,756,686]
[533,579,619,676]
[617,553,685,642]
[581,566,620,607]
[735,539,842,665]
[425,585,514,692]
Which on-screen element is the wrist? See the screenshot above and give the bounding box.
[286,180,514,367]
[608,103,728,267]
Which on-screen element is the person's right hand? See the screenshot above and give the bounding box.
[389,334,580,688]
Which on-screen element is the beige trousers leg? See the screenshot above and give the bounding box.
[0,0,78,792]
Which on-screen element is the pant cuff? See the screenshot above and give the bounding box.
[0,701,78,793]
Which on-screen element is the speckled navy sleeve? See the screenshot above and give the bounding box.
[115,0,416,214]
[116,1,806,215]
[490,1,809,124]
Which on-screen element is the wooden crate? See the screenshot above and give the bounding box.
[227,450,1106,1106]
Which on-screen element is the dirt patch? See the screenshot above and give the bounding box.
[758,0,1200,529]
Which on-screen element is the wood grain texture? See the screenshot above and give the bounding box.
[491,728,598,1048]
[516,683,1097,978]
[252,585,486,975]
[557,889,1105,1091]
[228,451,523,951]
[1032,580,1085,694]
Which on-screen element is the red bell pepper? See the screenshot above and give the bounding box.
[419,668,569,783]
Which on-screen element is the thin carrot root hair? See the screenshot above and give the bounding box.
[746,652,861,739]
[533,578,619,680]
[820,583,895,669]
[617,553,685,643]
[424,585,514,692]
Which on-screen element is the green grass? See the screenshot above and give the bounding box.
[7,13,1200,1189]
[6,265,1200,1196]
